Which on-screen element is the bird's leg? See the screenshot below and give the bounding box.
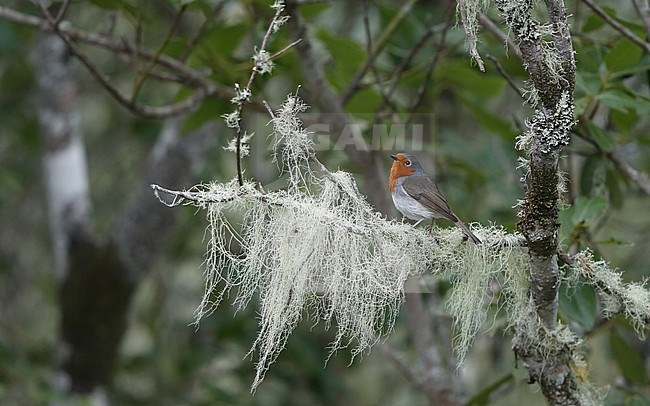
[428,219,436,233]
[413,218,425,227]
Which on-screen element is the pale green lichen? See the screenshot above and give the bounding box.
[571,250,650,338]
[456,0,489,71]
[182,95,526,391]
[224,131,254,156]
[438,225,528,361]
[253,48,274,75]
[516,91,574,154]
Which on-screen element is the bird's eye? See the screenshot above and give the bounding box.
[405,160,412,166]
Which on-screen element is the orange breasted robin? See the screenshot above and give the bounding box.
[389,153,481,244]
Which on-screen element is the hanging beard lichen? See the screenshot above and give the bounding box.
[154,95,531,392]
[191,96,438,390]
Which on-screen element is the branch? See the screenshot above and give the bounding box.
[408,12,454,116]
[131,4,188,102]
[486,54,525,99]
[607,152,650,195]
[340,0,419,104]
[495,0,584,402]
[376,339,459,404]
[403,281,461,405]
[581,0,650,53]
[227,2,297,186]
[572,125,650,196]
[479,13,522,59]
[113,120,216,278]
[632,0,650,39]
[375,342,428,392]
[558,251,650,327]
[0,7,209,85]
[151,184,237,207]
[384,23,442,101]
[37,31,91,279]
[361,0,398,112]
[0,6,266,118]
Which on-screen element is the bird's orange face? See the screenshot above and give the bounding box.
[388,153,416,192]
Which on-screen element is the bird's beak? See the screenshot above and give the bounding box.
[389,154,397,161]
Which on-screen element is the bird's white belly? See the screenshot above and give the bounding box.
[391,185,434,220]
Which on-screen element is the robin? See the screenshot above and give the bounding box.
[389,152,481,244]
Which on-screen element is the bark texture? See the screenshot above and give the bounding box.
[37,31,215,392]
[60,121,214,393]
[497,0,581,403]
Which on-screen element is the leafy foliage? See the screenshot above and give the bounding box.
[0,0,649,404]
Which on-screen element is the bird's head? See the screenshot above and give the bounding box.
[388,153,422,191]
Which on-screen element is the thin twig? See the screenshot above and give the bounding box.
[286,3,395,213]
[132,4,188,102]
[180,0,228,63]
[361,0,398,112]
[269,38,302,60]
[151,184,238,206]
[375,342,432,396]
[479,13,522,60]
[581,0,650,53]
[52,0,69,25]
[558,250,650,326]
[341,0,419,104]
[408,12,454,115]
[607,152,650,195]
[385,23,442,100]
[632,0,650,39]
[573,127,650,196]
[48,29,216,118]
[233,2,288,187]
[0,6,267,117]
[486,54,524,99]
[264,96,362,194]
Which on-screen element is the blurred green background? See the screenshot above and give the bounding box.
[0,0,649,404]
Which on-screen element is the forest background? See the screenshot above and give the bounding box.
[1,0,649,404]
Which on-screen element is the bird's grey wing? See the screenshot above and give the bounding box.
[402,176,458,222]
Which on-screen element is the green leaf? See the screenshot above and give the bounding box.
[466,373,514,405]
[346,88,382,115]
[571,195,608,225]
[597,237,633,246]
[581,13,606,32]
[606,167,624,209]
[559,281,597,330]
[610,330,648,385]
[560,195,607,243]
[625,395,650,406]
[596,89,650,114]
[611,107,639,134]
[605,39,643,74]
[610,61,650,79]
[89,0,125,9]
[588,122,617,152]
[201,23,247,57]
[181,97,229,132]
[601,6,647,33]
[468,100,518,139]
[315,29,366,90]
[300,2,330,19]
[579,155,601,196]
[576,72,602,97]
[439,63,505,101]
[574,42,606,75]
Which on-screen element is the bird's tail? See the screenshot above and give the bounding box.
[455,220,481,244]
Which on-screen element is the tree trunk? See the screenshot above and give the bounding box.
[37,30,216,394]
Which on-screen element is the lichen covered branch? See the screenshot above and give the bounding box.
[487,0,585,402]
